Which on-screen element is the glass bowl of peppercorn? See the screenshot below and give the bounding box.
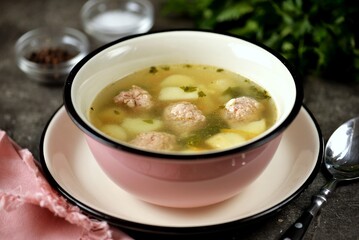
[15,27,90,84]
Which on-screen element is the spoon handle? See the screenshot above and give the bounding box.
[279,211,313,240]
[279,179,338,240]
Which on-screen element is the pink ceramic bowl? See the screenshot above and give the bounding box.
[64,30,303,208]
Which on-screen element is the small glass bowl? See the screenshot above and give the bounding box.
[81,0,154,44]
[15,27,89,84]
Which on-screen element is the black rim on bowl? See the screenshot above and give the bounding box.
[63,29,304,160]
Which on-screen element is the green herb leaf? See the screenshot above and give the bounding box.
[180,86,197,92]
[198,91,206,97]
[179,113,228,147]
[143,119,154,124]
[249,86,271,100]
[149,66,158,74]
[161,66,170,71]
[222,86,243,97]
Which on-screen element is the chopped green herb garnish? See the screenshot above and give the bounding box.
[113,110,120,115]
[143,119,154,124]
[222,86,243,97]
[216,68,224,72]
[90,107,94,111]
[198,91,206,97]
[161,66,170,71]
[222,85,270,99]
[179,114,228,147]
[180,86,197,92]
[149,66,158,74]
[184,64,192,68]
[249,86,271,99]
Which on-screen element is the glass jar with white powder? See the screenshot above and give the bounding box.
[81,0,154,44]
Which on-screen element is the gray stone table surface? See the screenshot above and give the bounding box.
[1,0,358,239]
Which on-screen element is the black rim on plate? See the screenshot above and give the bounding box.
[39,104,323,238]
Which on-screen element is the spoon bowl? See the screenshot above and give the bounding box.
[280,116,359,240]
[325,117,359,180]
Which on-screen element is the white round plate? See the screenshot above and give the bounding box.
[40,105,323,237]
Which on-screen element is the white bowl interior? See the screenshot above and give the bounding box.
[71,31,297,143]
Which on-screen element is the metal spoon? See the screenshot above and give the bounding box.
[280,117,359,240]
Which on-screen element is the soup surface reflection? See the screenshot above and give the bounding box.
[89,64,277,153]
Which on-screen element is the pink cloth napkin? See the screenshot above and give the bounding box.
[0,130,133,240]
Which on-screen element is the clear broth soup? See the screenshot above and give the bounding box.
[89,64,277,153]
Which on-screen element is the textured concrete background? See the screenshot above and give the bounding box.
[1,0,358,239]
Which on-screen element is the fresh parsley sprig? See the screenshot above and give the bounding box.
[163,0,359,82]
